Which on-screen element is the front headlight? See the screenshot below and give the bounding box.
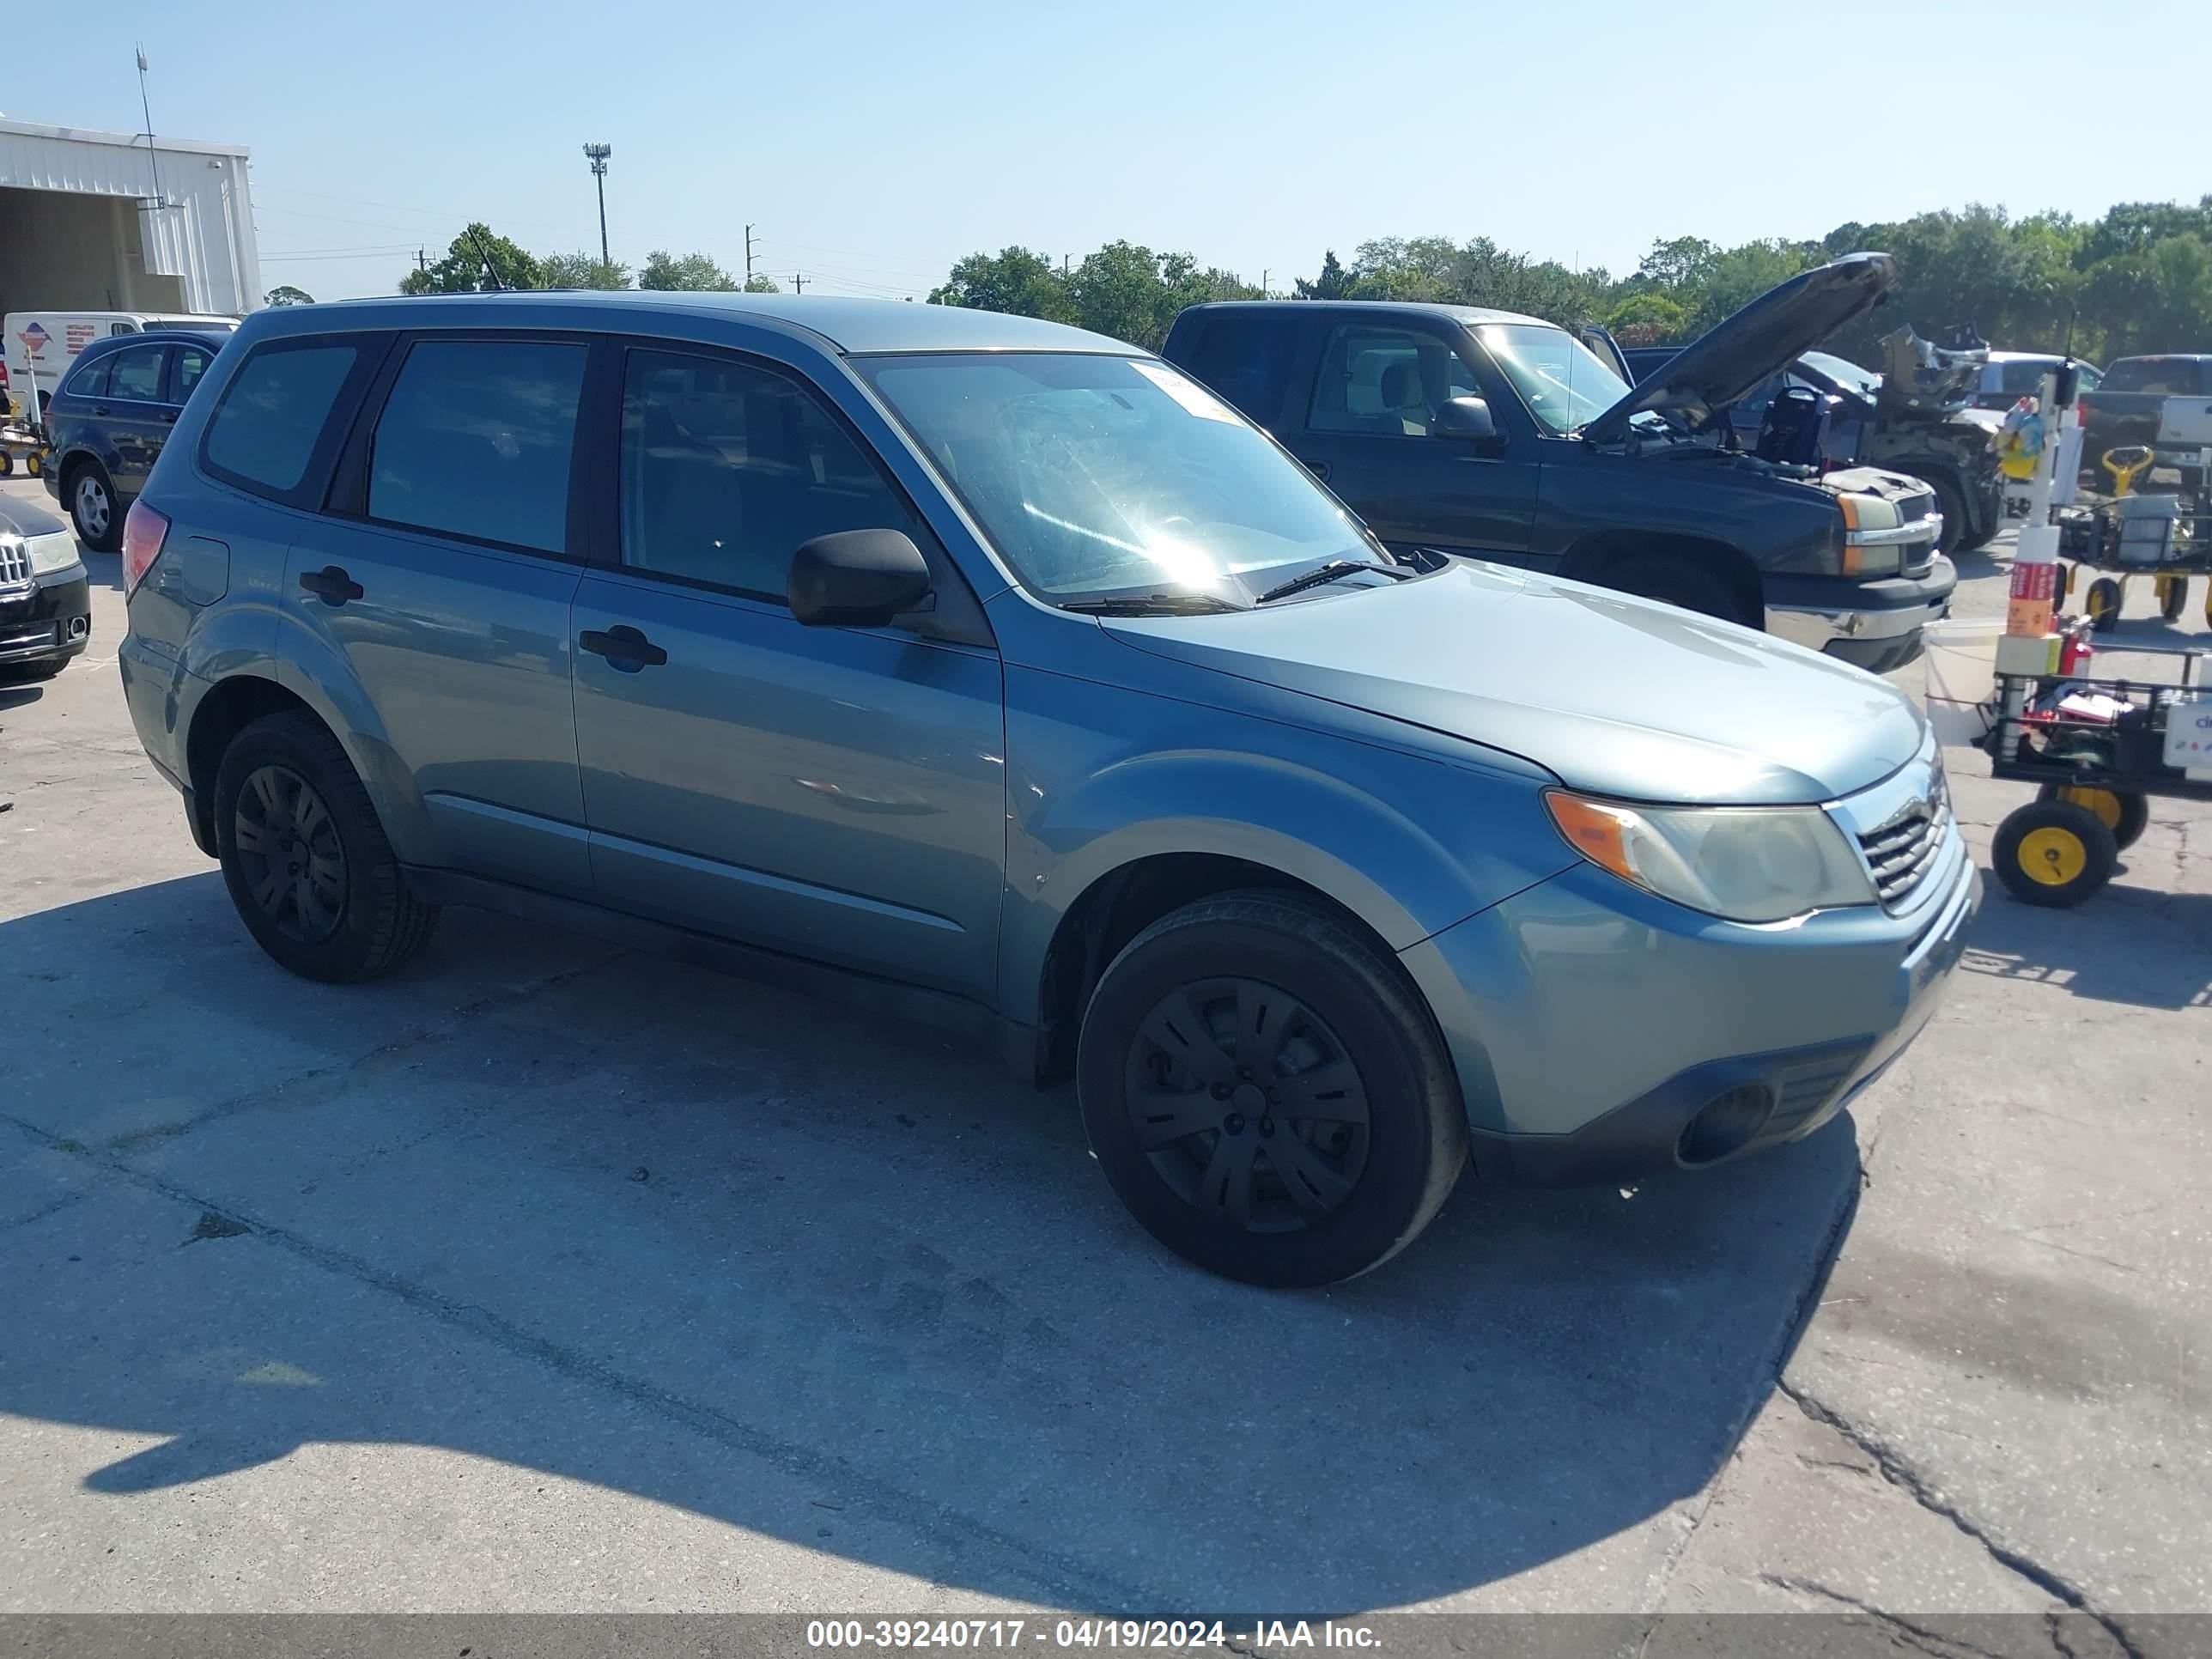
[1546,791,1876,923]
[25,530,80,577]
[1837,494,1904,577]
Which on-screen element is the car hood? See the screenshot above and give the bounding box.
[1583,253,1899,445]
[0,496,70,541]
[1103,561,1928,805]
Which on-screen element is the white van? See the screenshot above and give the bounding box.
[3,310,240,420]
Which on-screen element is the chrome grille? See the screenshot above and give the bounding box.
[0,538,27,586]
[1856,773,1951,910]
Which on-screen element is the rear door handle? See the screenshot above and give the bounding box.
[579,624,668,671]
[298,565,363,606]
[1299,457,1330,481]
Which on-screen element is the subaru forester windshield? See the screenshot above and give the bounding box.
[858,353,1379,605]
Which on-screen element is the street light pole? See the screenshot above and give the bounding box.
[582,143,611,268]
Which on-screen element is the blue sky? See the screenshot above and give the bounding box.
[19,0,2211,306]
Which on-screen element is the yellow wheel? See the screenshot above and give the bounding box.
[24,449,40,478]
[2039,783,2148,851]
[2085,576,2124,631]
[1995,800,2117,908]
[0,450,11,477]
[2158,574,2188,623]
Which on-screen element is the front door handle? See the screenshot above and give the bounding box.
[298,565,363,606]
[579,624,668,671]
[1298,457,1330,481]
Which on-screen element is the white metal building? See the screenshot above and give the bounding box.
[0,117,261,318]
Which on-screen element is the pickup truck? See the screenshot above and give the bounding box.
[1161,253,1954,672]
[2078,355,2212,500]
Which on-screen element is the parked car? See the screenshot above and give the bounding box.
[0,493,92,681]
[118,292,1978,1285]
[2078,354,2212,499]
[4,310,237,421]
[1971,350,2100,411]
[40,328,228,551]
[1622,337,2006,555]
[1163,253,1954,673]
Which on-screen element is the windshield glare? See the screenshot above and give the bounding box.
[1474,323,1631,435]
[858,353,1370,603]
[1801,350,1880,397]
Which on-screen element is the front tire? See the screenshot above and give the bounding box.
[212,711,440,981]
[1076,891,1467,1287]
[1994,800,2117,908]
[1602,555,1747,626]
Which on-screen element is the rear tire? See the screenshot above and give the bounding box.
[212,711,440,982]
[2158,575,2188,623]
[1076,890,1467,1287]
[67,462,121,553]
[1929,476,1968,556]
[2039,783,2148,853]
[2085,577,2124,631]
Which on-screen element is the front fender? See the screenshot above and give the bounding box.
[999,666,1576,1027]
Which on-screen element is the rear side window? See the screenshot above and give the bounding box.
[107,345,167,401]
[173,344,213,399]
[367,340,586,555]
[64,355,113,398]
[618,347,916,599]
[202,341,366,501]
[2102,358,2204,395]
[1181,313,1294,422]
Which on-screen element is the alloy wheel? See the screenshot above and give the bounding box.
[1122,976,1370,1233]
[233,764,348,943]
[74,476,110,542]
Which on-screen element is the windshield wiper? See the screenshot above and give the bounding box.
[1255,559,1412,604]
[1056,592,1245,617]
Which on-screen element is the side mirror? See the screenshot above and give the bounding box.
[1435,396,1498,441]
[788,529,933,629]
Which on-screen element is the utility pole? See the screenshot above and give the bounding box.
[417,248,428,275]
[793,271,804,295]
[582,143,612,266]
[744,224,757,286]
[1261,268,1268,298]
[1062,253,1070,277]
[133,46,169,210]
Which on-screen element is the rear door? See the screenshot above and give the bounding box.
[568,341,1006,1000]
[92,343,176,498]
[283,331,595,896]
[1289,315,1540,560]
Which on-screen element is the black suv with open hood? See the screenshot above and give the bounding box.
[1163,253,1954,672]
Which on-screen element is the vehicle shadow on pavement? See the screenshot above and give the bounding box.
[0,872,1866,1611]
[1960,885,2212,1012]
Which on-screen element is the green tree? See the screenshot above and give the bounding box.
[263,284,314,307]
[743,274,781,293]
[538,252,632,289]
[639,250,740,291]
[928,246,1074,322]
[1604,291,1690,345]
[398,224,544,294]
[1295,249,1352,299]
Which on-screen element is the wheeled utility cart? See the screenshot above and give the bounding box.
[1981,635,2211,905]
[0,422,44,480]
[2056,434,2212,631]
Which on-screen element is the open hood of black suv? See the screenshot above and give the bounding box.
[1581,252,1899,445]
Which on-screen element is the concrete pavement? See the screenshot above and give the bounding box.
[1,480,2204,1646]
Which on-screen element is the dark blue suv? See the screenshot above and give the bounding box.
[41,329,227,551]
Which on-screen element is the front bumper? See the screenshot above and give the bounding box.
[0,566,92,667]
[1765,556,1957,674]
[1400,806,1980,1187]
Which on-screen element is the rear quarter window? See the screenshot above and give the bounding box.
[1180,313,1294,423]
[200,338,375,506]
[63,355,113,398]
[2101,358,2208,396]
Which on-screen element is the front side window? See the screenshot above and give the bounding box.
[202,341,364,498]
[859,352,1371,603]
[106,345,167,402]
[174,345,213,399]
[619,349,917,599]
[1307,323,1478,437]
[368,339,586,554]
[1474,323,1631,436]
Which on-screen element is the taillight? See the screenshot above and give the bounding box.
[121,501,171,595]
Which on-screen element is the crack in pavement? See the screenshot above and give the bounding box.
[2,1106,1154,1614]
[1778,1381,2145,1659]
[1757,1574,2031,1659]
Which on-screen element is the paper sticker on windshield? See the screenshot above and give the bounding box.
[1132,361,1240,423]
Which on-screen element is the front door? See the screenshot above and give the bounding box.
[1289,318,1540,562]
[282,333,594,896]
[569,344,1006,1001]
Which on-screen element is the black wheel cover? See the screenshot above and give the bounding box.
[232,764,349,943]
[1122,976,1370,1234]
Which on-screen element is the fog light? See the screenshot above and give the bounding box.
[66,616,88,640]
[1677,1085,1774,1166]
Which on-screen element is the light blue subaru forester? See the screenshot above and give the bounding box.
[118,293,1978,1285]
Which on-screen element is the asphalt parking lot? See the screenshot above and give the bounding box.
[2,477,2206,1643]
